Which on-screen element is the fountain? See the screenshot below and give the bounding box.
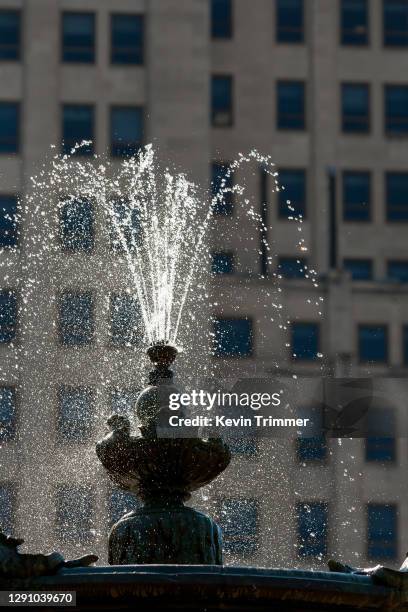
[0,146,407,610]
[96,341,231,565]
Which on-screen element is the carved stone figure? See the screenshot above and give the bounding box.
[0,532,98,579]
[328,555,408,591]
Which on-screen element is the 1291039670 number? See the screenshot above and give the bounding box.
[0,591,76,607]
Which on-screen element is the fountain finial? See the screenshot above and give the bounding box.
[147,341,179,384]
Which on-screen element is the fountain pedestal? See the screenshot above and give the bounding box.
[96,343,230,566]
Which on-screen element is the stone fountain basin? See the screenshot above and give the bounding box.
[96,435,231,502]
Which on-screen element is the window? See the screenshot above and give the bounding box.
[110,294,141,347]
[211,163,234,215]
[297,502,328,558]
[383,0,408,46]
[213,318,253,357]
[0,195,18,248]
[385,86,408,135]
[56,485,94,544]
[62,105,94,156]
[0,10,21,60]
[110,197,141,252]
[111,107,143,158]
[403,325,408,364]
[277,257,307,278]
[211,76,233,127]
[278,170,306,218]
[388,260,408,282]
[344,259,373,280]
[342,171,370,221]
[110,388,140,416]
[291,323,319,360]
[60,197,94,252]
[341,0,369,45]
[0,103,19,154]
[358,325,388,363]
[212,252,234,274]
[276,0,304,43]
[0,485,14,535]
[57,387,94,443]
[59,292,94,346]
[109,488,140,526]
[228,438,258,457]
[111,14,144,64]
[297,437,327,462]
[277,81,305,130]
[0,290,16,344]
[219,498,258,556]
[211,0,232,38]
[367,503,397,560]
[386,173,408,220]
[342,83,370,133]
[62,12,95,63]
[0,387,16,442]
[366,438,396,462]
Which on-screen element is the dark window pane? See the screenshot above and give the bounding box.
[110,388,140,416]
[60,197,94,252]
[110,294,141,347]
[212,76,233,127]
[0,290,16,343]
[110,197,141,252]
[384,0,408,45]
[111,107,143,158]
[297,437,327,462]
[342,84,369,132]
[367,504,397,560]
[278,170,306,218]
[212,252,234,274]
[62,12,95,63]
[343,259,373,280]
[111,14,144,64]
[219,499,258,556]
[388,260,408,282]
[211,163,234,215]
[297,502,328,558]
[59,292,94,346]
[211,0,232,38]
[385,86,408,135]
[0,485,13,535]
[0,387,16,442]
[110,488,141,526]
[341,0,368,45]
[56,485,94,544]
[0,103,19,154]
[214,318,253,357]
[277,81,305,130]
[292,323,319,360]
[0,11,21,60]
[276,0,304,43]
[403,325,408,364]
[358,325,387,363]
[278,257,307,278]
[366,438,396,462]
[343,172,370,221]
[228,438,258,456]
[386,173,408,220]
[57,387,94,443]
[62,105,94,156]
[0,195,18,248]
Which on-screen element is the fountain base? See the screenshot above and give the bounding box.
[109,504,222,565]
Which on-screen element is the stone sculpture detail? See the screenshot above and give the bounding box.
[0,533,97,579]
[96,342,231,565]
[328,555,408,591]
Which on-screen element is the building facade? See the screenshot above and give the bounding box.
[0,0,407,568]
